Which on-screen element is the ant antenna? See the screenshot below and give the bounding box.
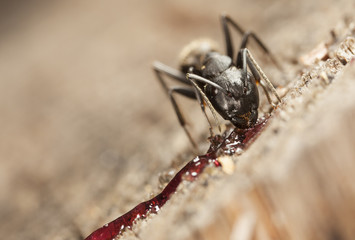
[188,74,222,133]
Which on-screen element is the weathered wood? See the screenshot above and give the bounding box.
[1,1,355,240]
[126,33,355,240]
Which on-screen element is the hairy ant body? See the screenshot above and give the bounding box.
[153,14,281,147]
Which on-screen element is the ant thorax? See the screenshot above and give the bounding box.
[178,38,219,74]
[200,52,233,79]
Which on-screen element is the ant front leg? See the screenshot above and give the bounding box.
[238,48,281,106]
[186,73,227,133]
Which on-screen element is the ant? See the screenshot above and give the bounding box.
[153,14,281,148]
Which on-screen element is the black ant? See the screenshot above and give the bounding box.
[153,14,281,148]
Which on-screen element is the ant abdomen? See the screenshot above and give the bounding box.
[178,38,219,74]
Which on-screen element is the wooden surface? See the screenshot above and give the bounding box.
[134,36,355,240]
[0,1,354,240]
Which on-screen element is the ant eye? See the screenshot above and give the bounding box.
[243,87,247,94]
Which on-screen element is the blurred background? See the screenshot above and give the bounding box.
[0,0,353,239]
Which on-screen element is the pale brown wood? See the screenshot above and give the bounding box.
[133,34,355,240]
[1,1,354,240]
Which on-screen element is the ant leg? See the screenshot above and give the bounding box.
[153,61,190,93]
[249,65,275,107]
[221,14,282,70]
[235,47,275,108]
[239,49,281,105]
[220,14,246,59]
[246,49,281,102]
[153,62,214,146]
[168,86,199,148]
[239,32,282,70]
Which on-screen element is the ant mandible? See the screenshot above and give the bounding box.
[153,14,281,148]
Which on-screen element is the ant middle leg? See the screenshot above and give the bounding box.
[220,14,246,59]
[153,62,215,147]
[168,86,219,148]
[168,86,199,148]
[221,14,281,70]
[239,32,281,70]
[153,61,190,93]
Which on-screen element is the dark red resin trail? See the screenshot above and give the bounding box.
[85,118,268,240]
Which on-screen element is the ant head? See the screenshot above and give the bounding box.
[208,68,259,129]
[229,108,258,129]
[209,87,259,129]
